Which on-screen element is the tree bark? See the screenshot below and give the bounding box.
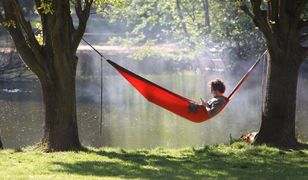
[40,69,81,151]
[239,0,307,147]
[37,43,81,152]
[255,53,301,147]
[0,0,93,151]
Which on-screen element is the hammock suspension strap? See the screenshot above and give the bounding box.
[227,50,268,99]
[82,38,108,136]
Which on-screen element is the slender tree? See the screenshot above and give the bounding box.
[239,0,308,147]
[0,0,93,151]
[202,0,210,33]
[176,0,190,39]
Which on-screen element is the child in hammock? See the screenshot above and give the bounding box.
[189,79,227,116]
[204,79,227,116]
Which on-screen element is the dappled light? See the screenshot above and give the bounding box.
[0,0,307,178]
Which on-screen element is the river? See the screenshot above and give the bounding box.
[0,62,307,149]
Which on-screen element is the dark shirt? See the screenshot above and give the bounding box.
[205,96,227,116]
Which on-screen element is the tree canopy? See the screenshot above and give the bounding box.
[103,0,266,60]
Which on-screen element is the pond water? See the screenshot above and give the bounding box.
[0,62,307,149]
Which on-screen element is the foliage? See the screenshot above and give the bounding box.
[209,0,265,58]
[0,143,307,179]
[93,0,127,14]
[1,0,266,60]
[33,22,43,45]
[102,0,265,60]
[104,0,199,44]
[0,20,16,29]
[37,1,54,15]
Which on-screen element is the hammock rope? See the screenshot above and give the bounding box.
[82,38,108,135]
[261,52,268,115]
[227,50,268,99]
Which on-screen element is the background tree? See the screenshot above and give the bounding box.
[0,0,94,151]
[201,0,210,33]
[105,0,264,60]
[239,0,308,147]
[0,48,29,81]
[209,0,265,58]
[176,0,190,40]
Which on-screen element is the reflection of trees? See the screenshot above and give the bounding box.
[0,47,31,81]
[19,0,35,17]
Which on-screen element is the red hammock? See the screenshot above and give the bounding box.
[107,53,265,123]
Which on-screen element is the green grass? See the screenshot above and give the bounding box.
[0,143,307,179]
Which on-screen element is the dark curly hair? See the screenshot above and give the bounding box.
[209,79,226,93]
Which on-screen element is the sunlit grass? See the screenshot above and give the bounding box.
[0,142,307,179]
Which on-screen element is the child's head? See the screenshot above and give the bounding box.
[209,79,226,95]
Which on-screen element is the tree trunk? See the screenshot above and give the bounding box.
[39,50,81,151]
[175,0,190,39]
[255,52,301,147]
[40,68,81,151]
[202,0,210,33]
[0,0,93,151]
[237,0,308,147]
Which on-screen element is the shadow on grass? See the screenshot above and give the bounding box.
[51,145,308,179]
[53,150,208,179]
[296,143,308,150]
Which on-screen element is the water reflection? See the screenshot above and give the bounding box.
[0,70,307,149]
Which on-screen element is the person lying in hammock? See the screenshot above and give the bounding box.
[204,79,228,116]
[189,79,227,116]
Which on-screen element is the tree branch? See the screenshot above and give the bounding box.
[0,0,45,77]
[250,0,271,31]
[295,0,307,18]
[71,0,93,53]
[34,0,43,16]
[11,0,41,51]
[6,27,44,76]
[240,3,272,41]
[10,0,47,71]
[51,0,70,35]
[239,5,254,19]
[75,0,83,20]
[298,20,308,30]
[33,0,54,52]
[268,0,279,23]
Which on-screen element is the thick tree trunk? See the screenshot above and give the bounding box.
[40,72,81,151]
[237,0,308,147]
[255,53,301,147]
[0,0,93,152]
[39,52,81,151]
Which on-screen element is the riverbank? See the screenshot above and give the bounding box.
[0,142,307,179]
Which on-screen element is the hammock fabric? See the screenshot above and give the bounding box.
[107,54,264,123]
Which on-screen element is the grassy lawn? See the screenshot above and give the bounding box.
[0,142,307,179]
